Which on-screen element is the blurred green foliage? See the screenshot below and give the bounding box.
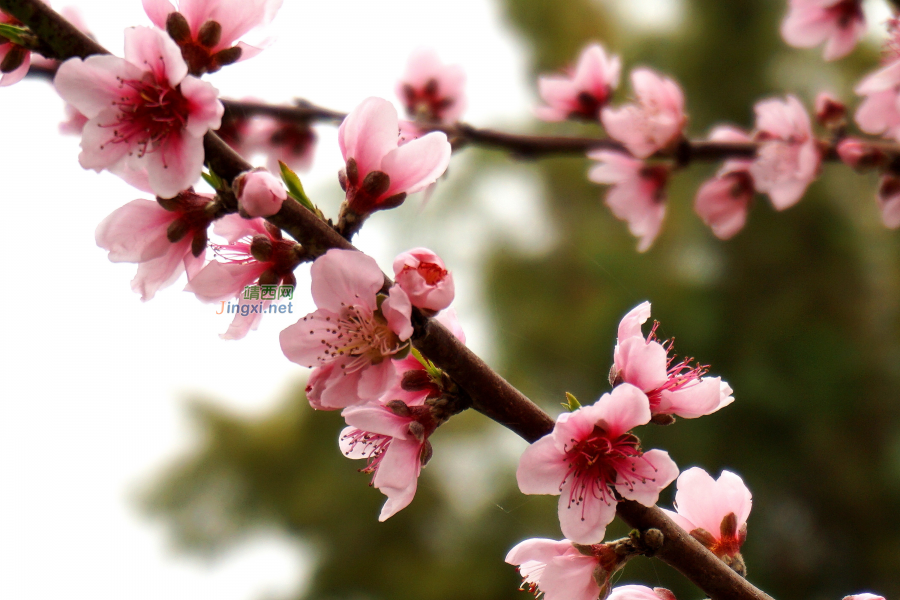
[145,2,900,599]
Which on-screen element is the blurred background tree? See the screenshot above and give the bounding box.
[143,1,900,599]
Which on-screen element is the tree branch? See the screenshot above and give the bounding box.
[2,2,783,598]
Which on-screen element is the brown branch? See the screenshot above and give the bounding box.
[4,2,781,599]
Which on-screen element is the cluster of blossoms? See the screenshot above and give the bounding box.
[5,2,896,600]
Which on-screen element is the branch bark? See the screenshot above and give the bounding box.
[2,2,782,599]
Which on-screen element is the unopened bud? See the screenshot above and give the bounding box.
[166,218,190,243]
[0,46,27,74]
[362,170,391,197]
[250,234,273,262]
[837,138,885,171]
[401,370,434,392]
[385,399,412,416]
[197,20,222,48]
[643,528,664,550]
[165,12,191,43]
[814,92,846,128]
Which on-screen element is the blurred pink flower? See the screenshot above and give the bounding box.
[143,0,283,74]
[245,116,317,173]
[95,190,214,301]
[609,586,678,600]
[694,126,755,240]
[338,97,451,215]
[661,467,751,559]
[505,538,602,600]
[516,383,679,544]
[613,301,734,420]
[235,169,286,217]
[749,95,820,210]
[877,175,900,229]
[601,68,687,159]
[397,48,466,122]
[781,0,865,61]
[855,61,900,142]
[836,138,885,170]
[535,43,621,122]
[340,400,437,520]
[281,249,412,409]
[54,27,223,198]
[393,247,454,312]
[588,150,669,252]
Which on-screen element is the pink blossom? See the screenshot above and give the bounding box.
[338,97,451,215]
[339,399,437,520]
[0,10,30,87]
[95,190,214,300]
[535,43,621,122]
[143,0,283,74]
[392,248,454,312]
[608,586,678,600]
[855,61,900,142]
[244,115,317,173]
[59,104,89,136]
[781,0,865,61]
[235,169,286,217]
[612,302,734,420]
[843,594,885,600]
[516,383,679,544]
[601,68,687,159]
[186,215,300,339]
[661,467,751,559]
[877,175,900,229]
[281,249,413,409]
[694,126,755,240]
[397,48,466,123]
[54,27,223,199]
[749,95,820,210]
[505,538,602,600]
[588,150,669,252]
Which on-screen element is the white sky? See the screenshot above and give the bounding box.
[0,1,536,598]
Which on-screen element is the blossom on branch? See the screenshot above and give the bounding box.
[535,43,621,122]
[185,215,300,339]
[612,301,734,420]
[143,0,283,74]
[245,115,317,173]
[393,248,454,312]
[780,0,865,61]
[749,95,820,210]
[588,151,669,252]
[855,61,900,143]
[234,169,286,217]
[505,538,603,600]
[281,249,413,409]
[516,383,679,544]
[340,399,438,520]
[337,97,451,225]
[54,27,223,199]
[96,189,215,301]
[694,126,755,240]
[601,68,687,159]
[397,48,466,123]
[661,467,751,572]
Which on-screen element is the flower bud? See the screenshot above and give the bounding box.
[814,92,846,128]
[393,248,454,311]
[836,138,885,170]
[236,169,287,217]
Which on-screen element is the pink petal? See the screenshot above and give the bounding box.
[213,214,267,243]
[656,377,728,419]
[338,97,401,176]
[592,383,652,437]
[373,437,423,520]
[381,131,452,196]
[382,286,413,341]
[356,360,400,403]
[505,538,573,567]
[557,479,618,544]
[0,48,29,87]
[673,467,752,535]
[279,308,342,367]
[131,237,193,301]
[617,301,651,341]
[185,260,268,302]
[615,448,678,506]
[77,111,134,171]
[123,26,187,87]
[614,338,669,394]
[54,55,143,118]
[141,0,176,29]
[608,584,667,600]
[219,298,268,340]
[95,199,175,263]
[143,129,205,199]
[516,435,568,495]
[310,249,384,313]
[342,405,411,439]
[539,554,603,600]
[694,175,751,240]
[181,75,224,136]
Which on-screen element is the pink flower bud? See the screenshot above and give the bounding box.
[814,92,846,128]
[836,138,885,170]
[235,169,287,217]
[392,248,454,311]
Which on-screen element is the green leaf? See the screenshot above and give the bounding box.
[279,161,316,213]
[411,347,443,380]
[562,392,581,411]
[0,23,33,47]
[201,169,225,191]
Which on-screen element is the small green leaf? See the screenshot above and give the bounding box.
[411,347,443,380]
[279,161,316,213]
[201,169,225,191]
[562,392,581,411]
[0,23,34,47]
